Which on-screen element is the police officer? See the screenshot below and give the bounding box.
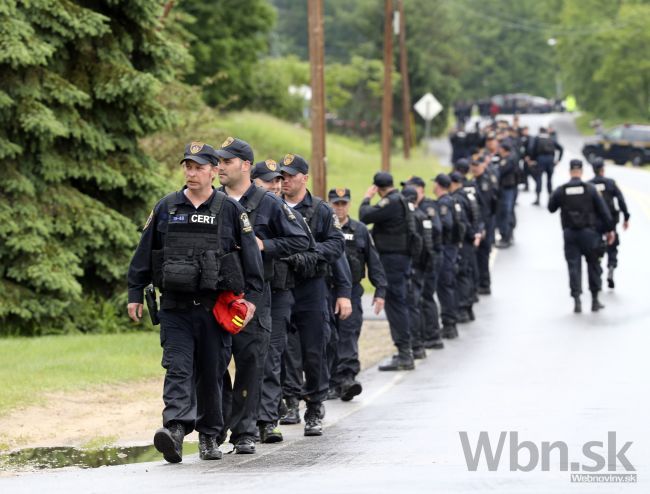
[401,186,433,359]
[328,188,387,400]
[215,140,310,453]
[519,126,533,191]
[470,157,499,295]
[433,173,462,338]
[280,154,345,436]
[402,177,444,350]
[588,158,630,289]
[495,142,518,248]
[360,172,415,371]
[531,127,564,205]
[450,171,482,323]
[548,159,614,313]
[127,142,264,463]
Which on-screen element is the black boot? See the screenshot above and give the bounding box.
[532,193,540,206]
[423,337,444,349]
[259,422,283,444]
[378,350,415,371]
[198,433,222,460]
[442,324,459,339]
[326,386,341,400]
[573,296,582,314]
[412,347,427,360]
[279,397,301,425]
[234,436,256,454]
[607,266,615,289]
[304,404,323,436]
[591,292,605,312]
[154,422,184,463]
[468,306,476,321]
[339,378,362,402]
[457,308,471,323]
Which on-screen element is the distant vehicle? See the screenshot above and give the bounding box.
[490,93,556,114]
[582,124,650,166]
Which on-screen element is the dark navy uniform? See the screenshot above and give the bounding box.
[418,198,444,347]
[435,179,464,337]
[531,130,564,202]
[332,217,387,386]
[359,183,412,360]
[219,183,309,446]
[402,188,435,357]
[548,162,613,309]
[589,167,630,280]
[127,186,264,441]
[473,163,499,293]
[282,190,345,407]
[496,149,518,244]
[451,172,482,321]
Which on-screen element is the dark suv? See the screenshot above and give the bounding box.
[582,124,650,166]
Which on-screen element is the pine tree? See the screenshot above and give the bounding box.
[0,0,190,335]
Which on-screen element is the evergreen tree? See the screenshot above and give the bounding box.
[0,0,190,335]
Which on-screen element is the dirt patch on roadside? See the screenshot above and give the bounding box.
[0,321,392,452]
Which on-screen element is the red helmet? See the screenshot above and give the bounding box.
[213,291,248,334]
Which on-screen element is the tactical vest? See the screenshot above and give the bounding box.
[592,179,617,218]
[372,194,418,256]
[462,184,481,232]
[151,191,245,298]
[560,182,596,230]
[536,135,555,155]
[343,221,366,284]
[451,197,466,245]
[422,203,442,248]
[414,207,434,269]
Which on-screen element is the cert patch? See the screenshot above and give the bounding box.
[240,212,253,233]
[595,183,606,192]
[408,202,415,211]
[344,233,355,241]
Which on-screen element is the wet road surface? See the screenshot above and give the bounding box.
[3,114,649,493]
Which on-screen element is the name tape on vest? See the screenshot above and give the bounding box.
[565,186,585,196]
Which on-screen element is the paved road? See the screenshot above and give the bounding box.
[4,114,649,493]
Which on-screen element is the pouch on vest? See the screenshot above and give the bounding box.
[271,260,295,290]
[162,257,200,292]
[151,249,164,288]
[199,250,221,291]
[217,251,245,293]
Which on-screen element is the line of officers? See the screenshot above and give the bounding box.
[126,135,509,464]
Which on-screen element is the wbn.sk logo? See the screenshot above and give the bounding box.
[459,431,637,483]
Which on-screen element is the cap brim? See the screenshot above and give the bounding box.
[255,171,282,181]
[329,197,350,203]
[280,166,300,175]
[181,155,213,166]
[215,149,238,159]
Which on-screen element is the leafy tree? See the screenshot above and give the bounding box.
[0,0,189,335]
[180,0,276,108]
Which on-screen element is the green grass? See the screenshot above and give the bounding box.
[575,112,650,136]
[145,110,443,214]
[0,333,162,415]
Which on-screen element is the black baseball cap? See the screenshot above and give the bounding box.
[180,141,219,166]
[400,176,425,188]
[373,171,393,187]
[591,157,605,170]
[500,142,513,152]
[450,171,465,184]
[252,159,282,181]
[215,136,254,163]
[570,159,583,170]
[433,173,452,188]
[328,188,351,203]
[280,154,309,175]
[454,158,470,174]
[401,186,418,203]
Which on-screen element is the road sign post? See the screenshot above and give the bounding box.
[414,92,443,155]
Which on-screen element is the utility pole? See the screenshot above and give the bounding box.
[381,0,393,171]
[397,0,412,159]
[308,0,326,198]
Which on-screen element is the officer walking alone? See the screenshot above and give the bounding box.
[127,142,264,463]
[548,159,614,313]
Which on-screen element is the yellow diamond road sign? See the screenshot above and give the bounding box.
[414,92,443,121]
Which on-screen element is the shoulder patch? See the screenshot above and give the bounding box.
[440,204,448,216]
[454,203,462,212]
[143,209,154,230]
[378,198,389,207]
[282,203,296,221]
[333,214,342,230]
[408,202,415,211]
[240,212,253,233]
[426,207,436,217]
[594,183,606,192]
